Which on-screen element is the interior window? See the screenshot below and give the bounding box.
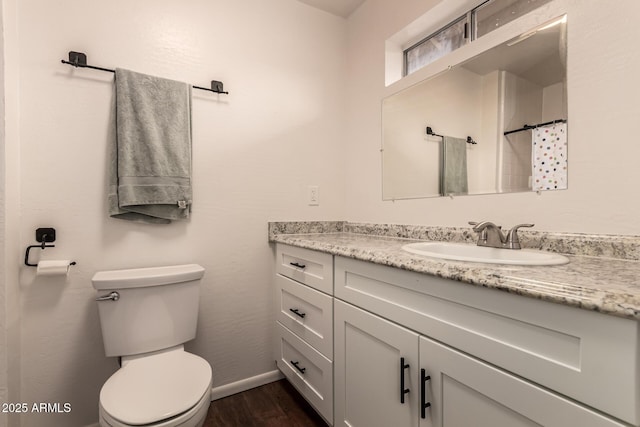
[474,0,552,38]
[403,0,553,76]
[404,16,469,76]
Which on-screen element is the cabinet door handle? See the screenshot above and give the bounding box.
[290,262,306,269]
[400,357,410,403]
[421,368,432,418]
[290,360,306,374]
[289,308,306,318]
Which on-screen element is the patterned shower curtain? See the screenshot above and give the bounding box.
[532,122,567,191]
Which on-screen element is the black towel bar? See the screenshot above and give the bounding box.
[503,119,567,136]
[61,51,229,94]
[426,126,477,145]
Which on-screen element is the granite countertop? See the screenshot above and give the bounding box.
[269,222,640,321]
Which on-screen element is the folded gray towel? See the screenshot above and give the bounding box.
[440,136,468,196]
[108,68,193,223]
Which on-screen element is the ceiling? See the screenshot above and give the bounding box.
[296,0,365,18]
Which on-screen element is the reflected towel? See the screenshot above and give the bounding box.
[532,122,567,191]
[441,136,468,195]
[108,68,193,223]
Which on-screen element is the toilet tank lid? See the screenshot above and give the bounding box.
[92,264,205,290]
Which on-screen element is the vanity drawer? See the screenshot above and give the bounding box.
[335,256,640,426]
[275,322,333,424]
[276,244,333,294]
[276,275,333,359]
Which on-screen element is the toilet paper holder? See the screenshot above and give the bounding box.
[24,227,76,267]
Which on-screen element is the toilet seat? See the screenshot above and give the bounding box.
[100,348,212,426]
[99,387,211,427]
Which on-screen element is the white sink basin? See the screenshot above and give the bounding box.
[401,242,570,266]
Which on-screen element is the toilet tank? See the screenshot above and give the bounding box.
[92,264,205,357]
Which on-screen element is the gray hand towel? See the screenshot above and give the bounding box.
[108,68,193,223]
[440,136,468,196]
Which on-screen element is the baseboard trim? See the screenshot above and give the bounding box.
[210,369,284,401]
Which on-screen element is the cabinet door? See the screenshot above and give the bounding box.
[335,300,419,427]
[419,336,627,427]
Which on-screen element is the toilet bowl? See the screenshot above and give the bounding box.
[98,346,212,427]
[92,264,211,427]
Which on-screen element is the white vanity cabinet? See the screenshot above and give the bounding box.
[273,243,640,427]
[334,299,629,427]
[274,244,334,424]
[334,256,639,427]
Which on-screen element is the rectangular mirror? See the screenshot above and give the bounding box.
[382,15,567,200]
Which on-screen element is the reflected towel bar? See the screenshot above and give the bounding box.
[61,51,229,94]
[426,126,477,145]
[503,119,567,136]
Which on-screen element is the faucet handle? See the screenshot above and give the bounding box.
[510,223,534,231]
[506,224,534,249]
[468,221,501,230]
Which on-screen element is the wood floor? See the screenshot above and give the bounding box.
[203,379,328,427]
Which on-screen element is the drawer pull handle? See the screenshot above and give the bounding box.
[290,262,306,269]
[290,360,306,374]
[400,357,410,404]
[421,368,432,418]
[289,308,306,318]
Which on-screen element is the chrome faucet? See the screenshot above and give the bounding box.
[469,221,534,249]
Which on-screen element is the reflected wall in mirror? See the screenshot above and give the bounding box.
[382,16,567,200]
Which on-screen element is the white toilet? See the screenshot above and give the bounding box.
[92,264,212,427]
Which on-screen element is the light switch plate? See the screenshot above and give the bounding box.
[308,186,319,206]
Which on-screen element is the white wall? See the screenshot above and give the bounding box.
[382,67,482,199]
[0,3,7,423]
[542,82,566,122]
[2,0,23,425]
[477,70,500,193]
[345,0,640,235]
[501,71,543,192]
[8,0,347,425]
